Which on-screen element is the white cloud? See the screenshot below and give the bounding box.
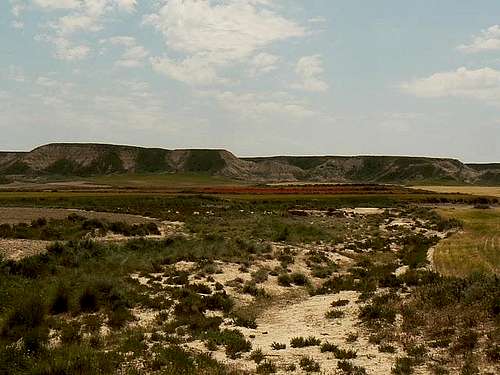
[308,16,326,24]
[458,25,500,53]
[248,52,280,75]
[152,56,223,86]
[36,76,59,87]
[378,112,424,133]
[10,0,26,17]
[107,36,136,47]
[113,0,137,13]
[292,54,329,92]
[105,36,149,68]
[55,14,103,34]
[35,34,91,61]
[146,0,305,85]
[33,0,80,9]
[7,65,26,82]
[400,67,500,103]
[12,20,24,29]
[30,0,138,61]
[204,90,317,120]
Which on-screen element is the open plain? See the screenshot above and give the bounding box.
[0,181,498,375]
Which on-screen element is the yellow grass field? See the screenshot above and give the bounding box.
[433,207,500,277]
[413,185,500,198]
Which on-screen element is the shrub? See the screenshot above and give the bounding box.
[205,339,218,351]
[452,330,478,353]
[60,321,82,345]
[405,344,427,363]
[331,299,350,307]
[251,268,269,284]
[346,333,358,343]
[189,283,212,294]
[51,284,70,314]
[232,310,257,329]
[485,343,500,362]
[277,273,292,287]
[392,357,415,375]
[335,348,357,360]
[290,336,321,348]
[314,275,356,295]
[320,342,339,353]
[204,291,234,313]
[2,293,46,339]
[79,287,99,312]
[320,343,356,359]
[205,329,251,359]
[151,345,194,372]
[337,360,367,374]
[284,363,297,372]
[359,298,396,325]
[108,306,134,328]
[23,326,49,353]
[28,343,120,373]
[460,356,479,375]
[325,309,345,319]
[271,342,286,350]
[256,360,277,374]
[242,282,269,298]
[290,273,309,286]
[379,344,396,353]
[249,348,265,364]
[299,356,320,372]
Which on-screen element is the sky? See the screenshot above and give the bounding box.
[0,0,499,162]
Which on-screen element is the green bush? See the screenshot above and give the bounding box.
[204,329,251,359]
[290,336,321,348]
[299,356,320,372]
[232,311,257,329]
[51,284,70,314]
[33,344,120,374]
[277,273,292,286]
[326,309,345,319]
[331,299,349,307]
[249,348,265,364]
[256,360,277,374]
[392,357,415,375]
[290,272,309,286]
[2,293,46,340]
[337,360,367,374]
[320,342,339,353]
[271,342,286,350]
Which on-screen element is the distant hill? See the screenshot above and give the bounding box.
[0,143,499,185]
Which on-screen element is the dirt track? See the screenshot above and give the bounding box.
[0,207,157,225]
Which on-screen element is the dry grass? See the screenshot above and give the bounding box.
[0,207,157,225]
[413,185,500,198]
[433,207,500,277]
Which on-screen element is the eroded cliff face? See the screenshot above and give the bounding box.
[0,143,498,185]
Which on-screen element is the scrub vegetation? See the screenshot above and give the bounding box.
[0,192,498,374]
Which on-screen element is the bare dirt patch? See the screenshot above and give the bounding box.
[0,207,187,260]
[0,207,157,225]
[0,238,52,261]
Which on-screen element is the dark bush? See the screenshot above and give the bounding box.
[299,356,320,372]
[256,360,277,374]
[51,284,70,314]
[290,336,321,348]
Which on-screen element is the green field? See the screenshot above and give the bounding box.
[413,185,500,198]
[87,173,242,188]
[433,207,500,277]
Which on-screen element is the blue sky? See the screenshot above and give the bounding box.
[1,0,499,162]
